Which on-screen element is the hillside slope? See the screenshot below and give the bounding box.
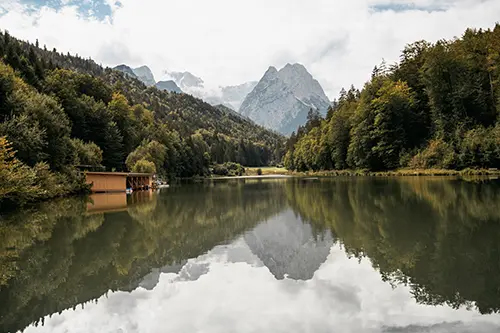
[0,29,285,207]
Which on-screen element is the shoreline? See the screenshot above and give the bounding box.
[288,168,500,177]
[208,175,292,180]
[207,168,500,180]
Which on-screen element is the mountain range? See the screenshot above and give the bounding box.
[114,63,331,135]
[160,70,257,111]
[113,64,183,94]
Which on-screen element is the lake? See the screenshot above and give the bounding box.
[1,177,500,333]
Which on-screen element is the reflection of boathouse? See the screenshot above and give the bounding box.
[85,172,153,193]
[86,191,154,214]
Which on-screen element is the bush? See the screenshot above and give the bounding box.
[71,138,103,166]
[458,126,500,168]
[0,137,87,209]
[211,162,245,176]
[126,140,166,174]
[408,139,456,169]
[0,136,41,207]
[132,159,156,174]
[212,164,228,176]
[257,168,263,175]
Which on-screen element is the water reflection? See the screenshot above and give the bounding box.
[0,177,500,332]
[244,210,333,280]
[0,181,287,333]
[285,177,500,314]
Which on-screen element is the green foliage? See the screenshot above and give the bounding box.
[0,114,47,166]
[102,121,124,170]
[408,139,457,169]
[0,137,86,209]
[126,140,166,175]
[458,124,500,168]
[70,139,102,166]
[257,168,262,176]
[286,25,500,171]
[131,159,156,174]
[212,162,245,176]
[0,136,41,207]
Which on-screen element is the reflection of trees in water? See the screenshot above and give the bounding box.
[0,180,287,333]
[4,178,499,332]
[285,177,500,314]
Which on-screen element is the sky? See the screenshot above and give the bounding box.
[0,0,499,99]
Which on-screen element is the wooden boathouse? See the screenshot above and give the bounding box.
[85,172,153,193]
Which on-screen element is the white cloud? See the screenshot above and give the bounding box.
[0,0,499,99]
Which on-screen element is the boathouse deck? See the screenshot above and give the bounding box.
[85,172,153,193]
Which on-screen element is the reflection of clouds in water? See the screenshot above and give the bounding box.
[24,240,500,333]
[313,278,362,313]
[177,262,210,282]
[382,322,500,332]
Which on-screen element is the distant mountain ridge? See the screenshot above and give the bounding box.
[155,80,182,93]
[165,71,204,90]
[114,64,156,86]
[114,65,182,93]
[133,65,156,86]
[221,82,258,111]
[114,64,137,78]
[240,63,331,135]
[161,70,257,110]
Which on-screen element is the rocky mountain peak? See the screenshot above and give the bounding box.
[165,71,204,90]
[114,64,137,78]
[239,63,330,135]
[155,80,182,93]
[113,64,156,87]
[264,66,278,76]
[133,65,155,86]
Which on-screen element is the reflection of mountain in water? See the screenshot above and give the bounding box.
[139,261,187,290]
[244,210,333,280]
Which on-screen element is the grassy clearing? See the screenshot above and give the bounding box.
[245,167,289,176]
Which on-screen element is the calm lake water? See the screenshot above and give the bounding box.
[1,177,500,333]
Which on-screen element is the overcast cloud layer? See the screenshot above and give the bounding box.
[0,0,499,98]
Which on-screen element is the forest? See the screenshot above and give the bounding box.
[0,29,285,208]
[285,25,500,172]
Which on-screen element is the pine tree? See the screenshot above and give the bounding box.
[102,121,124,171]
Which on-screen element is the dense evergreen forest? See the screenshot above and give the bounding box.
[0,29,285,207]
[285,25,500,172]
